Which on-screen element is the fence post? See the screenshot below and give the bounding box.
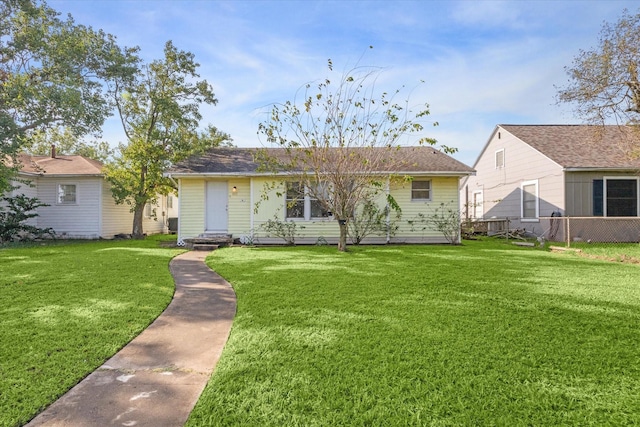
[566,217,570,248]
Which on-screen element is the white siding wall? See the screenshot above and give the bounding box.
[36,177,102,238]
[463,127,565,232]
[100,181,135,238]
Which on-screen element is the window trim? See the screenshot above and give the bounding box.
[56,183,77,205]
[521,179,539,222]
[411,179,432,202]
[602,176,640,217]
[495,149,505,169]
[285,181,332,221]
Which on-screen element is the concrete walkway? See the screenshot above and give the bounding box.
[26,250,237,427]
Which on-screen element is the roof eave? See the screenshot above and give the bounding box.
[165,170,474,178]
[563,167,640,172]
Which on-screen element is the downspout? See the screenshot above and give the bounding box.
[386,175,391,244]
[250,178,254,238]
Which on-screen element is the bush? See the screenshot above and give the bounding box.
[260,217,304,245]
[348,200,400,244]
[0,194,54,244]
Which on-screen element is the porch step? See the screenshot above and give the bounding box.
[183,233,233,251]
[192,244,220,251]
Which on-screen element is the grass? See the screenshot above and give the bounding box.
[0,236,183,427]
[187,240,640,426]
[564,241,640,263]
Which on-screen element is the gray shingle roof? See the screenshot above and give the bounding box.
[501,125,640,169]
[168,146,474,175]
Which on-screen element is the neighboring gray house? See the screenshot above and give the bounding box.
[461,125,640,239]
[4,150,176,239]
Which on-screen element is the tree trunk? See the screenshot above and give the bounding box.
[338,219,348,252]
[132,203,145,239]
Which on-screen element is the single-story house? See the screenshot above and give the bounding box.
[3,149,177,239]
[461,124,640,241]
[165,146,474,245]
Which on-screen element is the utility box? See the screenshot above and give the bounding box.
[168,217,178,234]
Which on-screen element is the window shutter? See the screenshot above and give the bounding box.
[593,179,603,216]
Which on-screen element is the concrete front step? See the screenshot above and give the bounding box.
[183,234,233,251]
[192,244,220,251]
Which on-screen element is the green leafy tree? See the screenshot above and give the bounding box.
[105,41,231,238]
[24,127,114,163]
[258,58,447,251]
[0,0,138,193]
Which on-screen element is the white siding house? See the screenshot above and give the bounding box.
[7,152,172,239]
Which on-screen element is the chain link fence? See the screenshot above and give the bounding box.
[537,217,640,247]
[464,217,640,247]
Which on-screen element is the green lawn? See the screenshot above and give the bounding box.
[0,237,183,427]
[188,240,640,426]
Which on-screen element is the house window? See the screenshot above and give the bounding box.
[285,181,331,220]
[594,178,639,217]
[286,182,305,218]
[495,149,505,169]
[411,180,432,201]
[521,180,538,221]
[57,184,76,204]
[167,195,173,209]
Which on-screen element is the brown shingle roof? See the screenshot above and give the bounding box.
[168,146,474,176]
[501,125,640,169]
[17,153,103,175]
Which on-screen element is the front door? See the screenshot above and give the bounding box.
[206,181,228,232]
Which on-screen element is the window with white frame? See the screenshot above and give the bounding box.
[495,149,505,169]
[521,180,538,221]
[411,180,432,201]
[593,177,639,217]
[57,184,76,204]
[285,181,331,220]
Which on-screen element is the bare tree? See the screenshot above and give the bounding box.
[557,9,640,155]
[258,60,447,251]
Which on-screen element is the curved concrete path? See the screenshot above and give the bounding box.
[26,250,236,427]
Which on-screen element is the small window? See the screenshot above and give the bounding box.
[167,195,173,209]
[286,182,305,218]
[495,149,505,169]
[521,180,538,221]
[57,184,76,204]
[411,180,432,201]
[144,203,153,218]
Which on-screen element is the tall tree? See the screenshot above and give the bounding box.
[0,0,138,193]
[105,41,232,238]
[25,127,114,163]
[258,60,447,251]
[557,8,640,156]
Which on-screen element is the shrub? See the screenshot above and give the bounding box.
[0,194,54,244]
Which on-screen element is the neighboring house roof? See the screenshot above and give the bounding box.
[499,124,640,170]
[17,153,103,176]
[167,146,474,176]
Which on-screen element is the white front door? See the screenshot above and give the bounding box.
[206,181,228,232]
[472,191,483,219]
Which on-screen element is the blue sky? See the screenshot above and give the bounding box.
[53,0,639,166]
